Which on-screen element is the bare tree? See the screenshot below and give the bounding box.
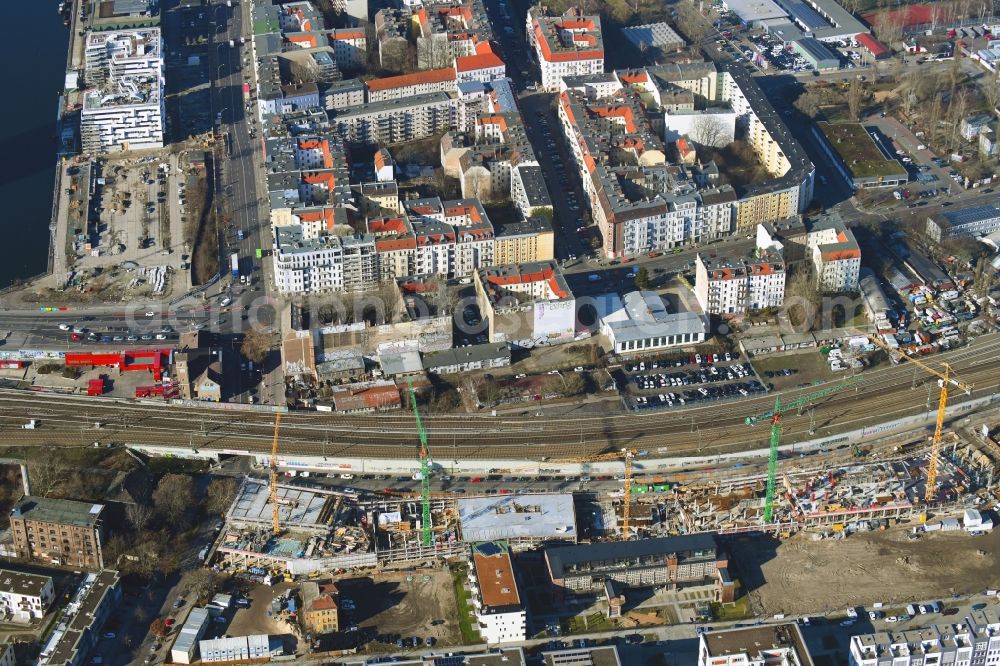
[152,474,195,524]
[27,460,71,498]
[205,478,237,517]
[241,326,274,365]
[690,115,728,147]
[126,501,153,531]
[848,77,864,121]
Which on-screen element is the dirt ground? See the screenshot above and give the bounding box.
[335,570,460,646]
[732,526,1000,616]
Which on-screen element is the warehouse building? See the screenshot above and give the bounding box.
[9,496,106,570]
[926,206,1000,242]
[597,291,707,354]
[792,38,840,70]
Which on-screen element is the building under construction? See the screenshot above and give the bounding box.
[218,478,375,576]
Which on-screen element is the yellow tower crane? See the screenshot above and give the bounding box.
[557,448,637,538]
[864,335,972,501]
[269,412,282,536]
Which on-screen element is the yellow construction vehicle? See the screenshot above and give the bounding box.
[864,334,972,501]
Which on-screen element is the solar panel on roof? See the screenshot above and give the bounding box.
[433,657,467,666]
[476,542,502,556]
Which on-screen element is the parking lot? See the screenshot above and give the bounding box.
[620,352,766,410]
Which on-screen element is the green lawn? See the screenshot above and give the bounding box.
[450,566,481,644]
[712,596,752,621]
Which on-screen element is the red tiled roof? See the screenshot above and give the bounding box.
[366,67,456,92]
[533,23,603,63]
[331,29,365,40]
[822,249,861,261]
[286,33,318,47]
[455,43,504,72]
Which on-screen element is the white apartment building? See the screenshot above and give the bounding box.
[850,611,1000,666]
[365,68,457,103]
[468,542,526,645]
[328,28,367,70]
[0,570,54,623]
[807,218,861,292]
[273,226,377,294]
[699,624,814,666]
[81,29,164,152]
[332,93,456,144]
[695,237,786,315]
[528,8,605,91]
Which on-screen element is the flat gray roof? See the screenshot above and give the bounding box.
[547,532,718,579]
[542,646,622,666]
[0,569,52,598]
[459,494,576,542]
[621,23,685,49]
[228,479,328,527]
[11,496,104,529]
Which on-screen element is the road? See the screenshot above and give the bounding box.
[2,333,998,460]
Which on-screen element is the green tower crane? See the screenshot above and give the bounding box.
[745,374,864,523]
[407,383,433,546]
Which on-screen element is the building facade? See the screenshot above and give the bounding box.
[545,533,735,603]
[699,624,815,666]
[332,93,456,144]
[9,496,105,570]
[0,570,54,623]
[528,7,605,91]
[474,261,577,347]
[849,610,1000,666]
[695,241,786,315]
[468,542,527,645]
[807,218,860,292]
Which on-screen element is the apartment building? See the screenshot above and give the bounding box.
[328,28,367,70]
[557,82,737,257]
[37,570,121,666]
[0,570,54,623]
[699,624,815,666]
[494,217,554,265]
[468,542,526,645]
[807,217,861,292]
[414,0,494,69]
[849,610,1000,666]
[365,68,458,103]
[9,496,106,570]
[455,42,506,83]
[332,93,456,144]
[374,8,411,70]
[695,240,786,315]
[528,7,605,91]
[545,533,736,603]
[273,226,377,294]
[80,28,163,152]
[474,261,576,347]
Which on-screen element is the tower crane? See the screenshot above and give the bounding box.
[407,383,433,547]
[862,334,972,501]
[557,448,637,537]
[745,375,864,523]
[269,411,282,536]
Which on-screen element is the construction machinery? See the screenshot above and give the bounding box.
[863,334,972,501]
[270,412,282,536]
[557,448,637,537]
[746,375,864,523]
[407,383,434,547]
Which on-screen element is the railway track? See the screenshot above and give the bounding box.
[0,335,997,459]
